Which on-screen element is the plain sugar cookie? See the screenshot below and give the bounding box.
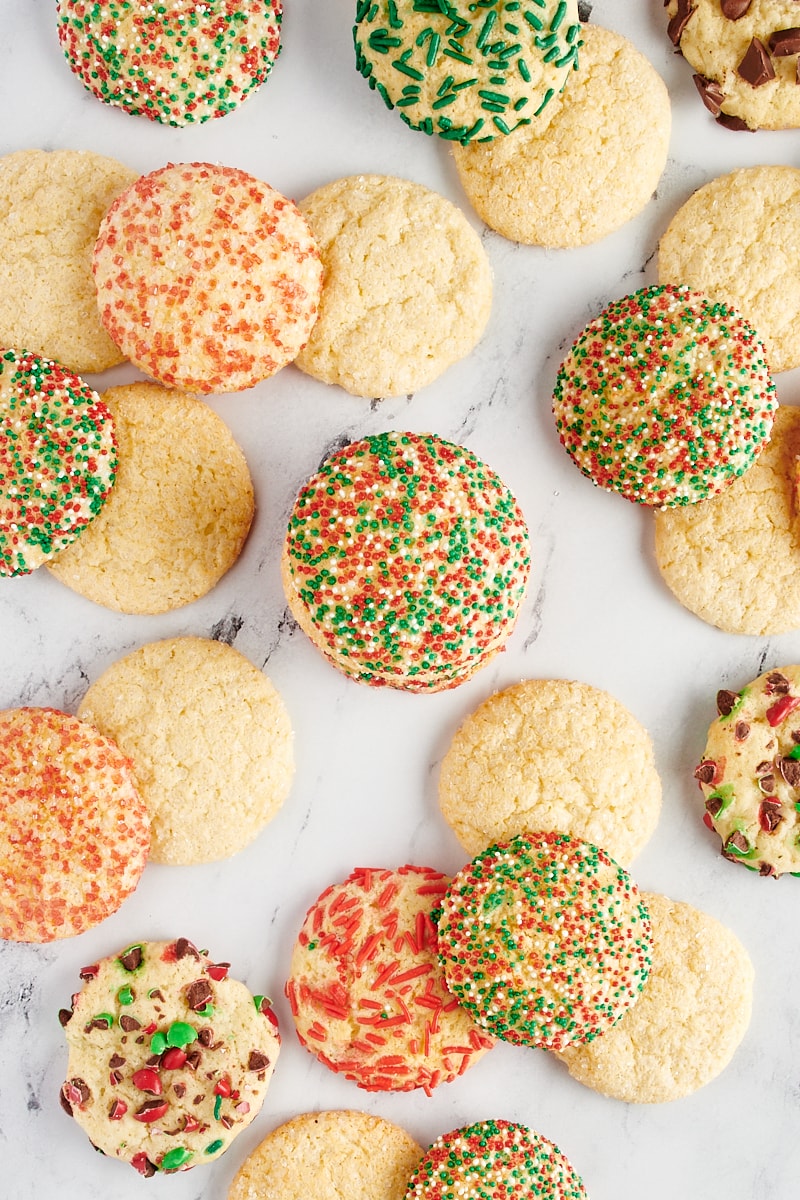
[77,636,294,865]
[659,165,800,374]
[654,405,800,635]
[228,1110,423,1200]
[557,892,754,1102]
[46,382,254,614]
[295,174,492,398]
[0,149,136,372]
[453,24,671,248]
[438,678,661,866]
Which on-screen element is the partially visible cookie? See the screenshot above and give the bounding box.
[47,382,254,614]
[295,175,492,398]
[0,707,149,942]
[439,678,661,867]
[59,937,280,1176]
[453,24,670,248]
[354,0,582,144]
[665,0,800,131]
[695,665,800,875]
[406,1119,587,1200]
[286,865,494,1093]
[0,149,136,372]
[229,1110,423,1200]
[77,636,294,865]
[655,405,800,635]
[0,348,116,576]
[557,892,754,1101]
[437,832,653,1052]
[57,0,282,125]
[93,162,322,394]
[553,284,776,507]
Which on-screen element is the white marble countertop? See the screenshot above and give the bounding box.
[2,2,800,1198]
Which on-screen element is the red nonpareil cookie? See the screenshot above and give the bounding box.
[285,865,495,1094]
[0,707,148,942]
[552,284,776,508]
[92,162,322,394]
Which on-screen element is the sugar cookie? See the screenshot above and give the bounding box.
[438,678,661,866]
[77,636,294,865]
[47,382,254,613]
[453,24,670,247]
[295,174,492,398]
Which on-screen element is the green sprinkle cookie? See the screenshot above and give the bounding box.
[281,431,531,692]
[552,283,777,508]
[57,0,282,126]
[0,348,116,577]
[405,1119,587,1200]
[437,831,653,1051]
[354,0,582,145]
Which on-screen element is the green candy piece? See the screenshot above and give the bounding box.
[150,1031,168,1055]
[196,1003,215,1019]
[205,1139,225,1156]
[167,1021,198,1049]
[93,1012,115,1029]
[160,1147,193,1172]
[789,745,800,760]
[116,986,134,1006]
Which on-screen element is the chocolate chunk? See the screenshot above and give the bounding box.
[755,760,772,775]
[720,0,752,17]
[59,1090,74,1118]
[175,937,200,960]
[186,980,214,1011]
[247,1050,271,1072]
[735,721,750,741]
[185,1049,203,1072]
[766,671,790,695]
[118,945,143,972]
[668,0,696,44]
[757,773,776,794]
[146,1054,162,1067]
[694,760,716,784]
[119,1015,141,1032]
[769,28,800,56]
[693,73,726,114]
[759,800,783,831]
[705,794,726,818]
[220,1115,234,1129]
[716,689,740,716]
[760,862,776,877]
[717,111,754,130]
[148,988,165,1003]
[108,1053,126,1069]
[58,1007,73,1027]
[779,756,800,787]
[193,1094,205,1105]
[725,830,750,853]
[197,1027,214,1047]
[173,1083,186,1098]
[737,38,776,87]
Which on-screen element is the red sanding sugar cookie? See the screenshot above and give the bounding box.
[285,865,495,1094]
[0,707,150,942]
[92,162,322,394]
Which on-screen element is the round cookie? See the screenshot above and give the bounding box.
[659,166,800,374]
[286,865,494,1094]
[46,382,254,614]
[654,405,800,635]
[59,937,280,1176]
[438,678,661,866]
[665,0,800,131]
[0,149,136,372]
[92,162,322,394]
[437,831,653,1051]
[557,892,754,1102]
[0,348,116,577]
[695,665,800,875]
[295,174,492,398]
[453,24,671,248]
[552,283,776,507]
[229,1110,423,1200]
[0,707,149,942]
[282,431,531,692]
[406,1119,587,1200]
[77,636,294,865]
[57,0,282,126]
[354,0,582,144]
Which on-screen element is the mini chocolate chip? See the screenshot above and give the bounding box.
[118,945,143,972]
[247,1050,270,1072]
[120,1015,141,1032]
[173,1083,186,1098]
[693,73,725,114]
[766,671,790,694]
[758,774,776,794]
[694,760,716,784]
[735,721,750,741]
[769,27,800,56]
[755,760,773,776]
[175,938,200,960]
[146,1054,162,1067]
[668,0,696,44]
[779,756,800,787]
[720,0,752,17]
[760,800,783,831]
[186,980,214,1011]
[737,37,776,86]
[716,689,740,716]
[58,1008,73,1027]
[717,111,754,130]
[185,1049,203,1071]
[197,1028,214,1047]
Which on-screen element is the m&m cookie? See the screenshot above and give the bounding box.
[437,831,653,1051]
[281,431,531,692]
[286,866,494,1094]
[0,707,149,942]
[0,348,116,576]
[57,0,282,125]
[552,284,776,507]
[59,937,280,1176]
[93,162,322,394]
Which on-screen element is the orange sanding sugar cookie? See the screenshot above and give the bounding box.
[285,865,495,1094]
[92,162,323,394]
[0,707,149,942]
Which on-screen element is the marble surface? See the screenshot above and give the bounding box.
[2,2,800,1198]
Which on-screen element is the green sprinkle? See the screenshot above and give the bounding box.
[205,1139,225,1155]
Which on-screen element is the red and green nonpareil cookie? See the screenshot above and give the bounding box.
[552,283,776,507]
[56,0,282,126]
[405,1119,587,1200]
[437,831,652,1051]
[0,348,116,576]
[282,431,531,692]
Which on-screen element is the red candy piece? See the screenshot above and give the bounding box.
[134,1099,168,1123]
[109,1099,127,1121]
[132,1067,162,1095]
[766,695,800,727]
[213,1075,232,1097]
[161,1047,187,1070]
[207,962,230,981]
